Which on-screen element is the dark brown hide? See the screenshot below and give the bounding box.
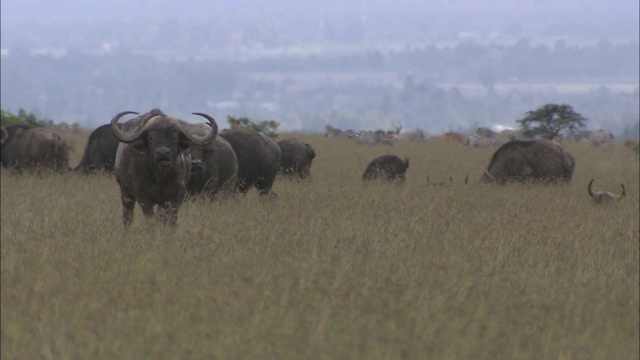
[112,110,218,227]
[219,130,281,195]
[74,124,119,173]
[1,124,70,172]
[0,127,8,145]
[481,140,575,183]
[277,138,316,179]
[188,136,239,198]
[75,116,151,173]
[362,155,409,181]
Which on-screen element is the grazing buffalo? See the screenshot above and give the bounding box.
[74,124,120,173]
[481,140,575,183]
[588,179,626,204]
[112,110,218,227]
[362,155,409,181]
[1,124,70,172]
[277,138,316,179]
[219,130,281,196]
[187,135,239,198]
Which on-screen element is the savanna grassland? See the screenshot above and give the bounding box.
[1,132,639,359]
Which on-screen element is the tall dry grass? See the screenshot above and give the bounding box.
[1,134,639,359]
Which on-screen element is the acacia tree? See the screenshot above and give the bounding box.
[517,104,587,140]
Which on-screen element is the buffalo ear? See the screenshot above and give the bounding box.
[178,135,193,151]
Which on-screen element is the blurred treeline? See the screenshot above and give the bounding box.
[1,39,638,136]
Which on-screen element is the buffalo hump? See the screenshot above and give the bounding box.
[362,154,409,181]
[188,136,239,198]
[74,124,120,173]
[481,140,575,183]
[219,130,281,195]
[277,138,316,179]
[1,124,70,172]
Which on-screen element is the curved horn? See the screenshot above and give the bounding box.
[588,178,595,197]
[620,184,626,199]
[184,113,219,145]
[484,170,496,182]
[110,111,143,143]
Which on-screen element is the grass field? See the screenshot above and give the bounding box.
[1,133,639,359]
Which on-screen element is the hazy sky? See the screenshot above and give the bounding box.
[1,0,638,133]
[3,0,638,31]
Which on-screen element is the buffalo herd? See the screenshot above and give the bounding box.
[1,110,628,226]
[1,124,70,172]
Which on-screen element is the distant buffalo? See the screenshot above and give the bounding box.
[277,138,316,179]
[1,124,70,172]
[74,124,120,173]
[188,135,239,198]
[588,179,626,204]
[112,109,218,227]
[219,130,281,196]
[362,154,409,181]
[481,140,575,183]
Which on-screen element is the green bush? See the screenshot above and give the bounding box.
[227,116,279,139]
[1,108,53,127]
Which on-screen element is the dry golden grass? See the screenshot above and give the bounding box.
[2,134,639,359]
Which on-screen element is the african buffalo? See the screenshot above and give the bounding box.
[480,140,575,183]
[187,135,239,198]
[112,110,218,227]
[277,138,316,179]
[362,155,409,181]
[219,130,281,196]
[74,124,120,173]
[79,109,166,174]
[588,179,626,204]
[1,124,70,172]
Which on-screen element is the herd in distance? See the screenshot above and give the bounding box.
[1,108,636,227]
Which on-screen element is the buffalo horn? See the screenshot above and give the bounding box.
[185,113,219,145]
[110,111,143,143]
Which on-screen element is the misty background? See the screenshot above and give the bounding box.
[1,0,638,137]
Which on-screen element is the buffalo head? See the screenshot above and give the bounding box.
[111,111,218,167]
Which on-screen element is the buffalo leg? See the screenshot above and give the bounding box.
[158,202,179,226]
[257,174,277,197]
[121,195,136,227]
[140,203,155,220]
